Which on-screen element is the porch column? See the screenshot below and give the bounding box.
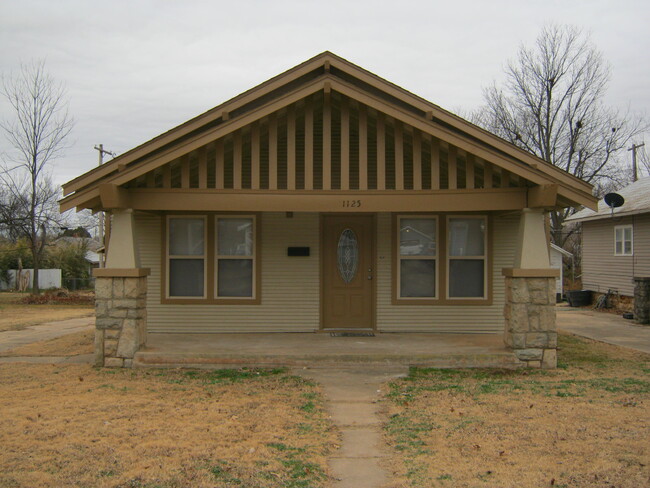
[502,208,559,369]
[92,209,149,368]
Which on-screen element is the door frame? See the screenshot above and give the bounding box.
[319,213,377,331]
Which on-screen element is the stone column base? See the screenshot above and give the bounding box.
[503,268,558,369]
[93,268,149,368]
[633,277,650,325]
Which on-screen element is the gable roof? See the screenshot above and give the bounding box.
[567,177,650,223]
[60,52,596,212]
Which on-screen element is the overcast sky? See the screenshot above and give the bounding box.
[1,0,648,188]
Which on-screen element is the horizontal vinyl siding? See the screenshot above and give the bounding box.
[550,251,563,295]
[582,214,650,297]
[138,212,320,333]
[376,213,518,333]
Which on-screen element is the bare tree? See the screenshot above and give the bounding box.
[1,61,73,293]
[475,24,646,247]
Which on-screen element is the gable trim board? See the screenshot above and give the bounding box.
[60,52,596,214]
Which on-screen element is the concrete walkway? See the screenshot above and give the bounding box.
[0,316,94,354]
[557,306,650,354]
[297,367,406,488]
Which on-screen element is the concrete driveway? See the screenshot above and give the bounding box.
[557,305,650,354]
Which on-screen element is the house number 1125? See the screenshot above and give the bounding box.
[342,200,362,208]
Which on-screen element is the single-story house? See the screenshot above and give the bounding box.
[566,177,650,320]
[59,52,596,368]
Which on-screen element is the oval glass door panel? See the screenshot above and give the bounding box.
[337,229,359,283]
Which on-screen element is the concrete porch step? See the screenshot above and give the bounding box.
[133,351,522,370]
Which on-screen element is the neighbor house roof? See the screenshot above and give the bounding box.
[550,243,573,258]
[59,52,596,212]
[566,177,650,223]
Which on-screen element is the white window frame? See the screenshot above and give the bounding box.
[614,224,633,256]
[214,215,257,300]
[396,215,438,300]
[166,215,207,299]
[446,215,488,300]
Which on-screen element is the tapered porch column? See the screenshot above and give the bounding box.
[92,209,149,368]
[502,208,559,369]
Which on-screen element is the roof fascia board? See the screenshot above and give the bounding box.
[61,77,328,209]
[568,208,650,223]
[63,72,596,211]
[62,53,332,196]
[329,78,595,208]
[328,54,593,195]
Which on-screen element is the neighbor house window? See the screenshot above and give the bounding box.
[167,216,206,298]
[614,225,633,256]
[215,216,256,298]
[397,216,437,299]
[447,216,487,299]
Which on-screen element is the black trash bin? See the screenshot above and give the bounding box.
[566,290,592,307]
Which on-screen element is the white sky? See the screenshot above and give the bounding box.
[1,0,648,188]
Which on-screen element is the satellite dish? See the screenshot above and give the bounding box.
[604,193,625,208]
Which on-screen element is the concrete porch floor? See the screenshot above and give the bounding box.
[134,332,520,369]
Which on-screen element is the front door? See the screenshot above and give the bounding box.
[322,214,374,329]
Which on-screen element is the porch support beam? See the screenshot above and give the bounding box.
[527,184,558,209]
[124,188,527,212]
[99,183,130,209]
[104,209,140,269]
[512,207,551,269]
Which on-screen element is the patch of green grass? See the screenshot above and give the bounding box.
[266,442,306,454]
[299,401,315,413]
[209,462,242,485]
[386,413,437,452]
[436,473,453,481]
[265,443,327,487]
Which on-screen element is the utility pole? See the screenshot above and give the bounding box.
[93,144,116,267]
[628,142,645,182]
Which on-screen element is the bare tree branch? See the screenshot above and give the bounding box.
[0,60,74,294]
[474,24,648,247]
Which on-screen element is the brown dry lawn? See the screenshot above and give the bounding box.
[0,362,338,488]
[382,333,650,488]
[0,330,94,357]
[0,292,93,332]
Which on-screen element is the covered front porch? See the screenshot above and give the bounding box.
[133,331,521,369]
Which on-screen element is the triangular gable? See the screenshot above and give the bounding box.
[60,52,596,212]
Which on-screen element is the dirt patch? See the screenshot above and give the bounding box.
[0,364,337,487]
[382,333,650,488]
[0,292,93,332]
[0,330,94,357]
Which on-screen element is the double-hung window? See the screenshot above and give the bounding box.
[447,217,487,299]
[395,214,489,304]
[614,225,633,256]
[167,216,206,298]
[165,214,258,303]
[398,216,437,299]
[215,216,256,298]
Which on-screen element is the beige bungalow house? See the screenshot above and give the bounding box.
[60,52,596,368]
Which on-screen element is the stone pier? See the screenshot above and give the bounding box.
[503,272,558,369]
[93,269,149,367]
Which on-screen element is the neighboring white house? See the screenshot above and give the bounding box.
[0,269,62,291]
[550,243,572,298]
